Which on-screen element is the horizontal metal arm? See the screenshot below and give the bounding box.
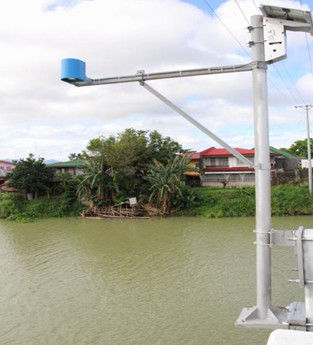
[74,63,254,87]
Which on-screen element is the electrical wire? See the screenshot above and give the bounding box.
[267,78,296,107]
[202,0,250,57]
[299,0,313,77]
[271,64,299,105]
[237,0,309,106]
[251,0,261,14]
[281,60,306,104]
[202,0,299,106]
[234,0,250,25]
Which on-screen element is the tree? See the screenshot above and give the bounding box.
[286,138,313,157]
[77,159,118,207]
[68,153,83,161]
[84,128,183,197]
[145,155,191,214]
[7,154,54,198]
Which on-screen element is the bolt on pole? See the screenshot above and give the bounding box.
[295,105,313,195]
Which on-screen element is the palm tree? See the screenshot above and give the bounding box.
[77,159,118,207]
[145,155,191,214]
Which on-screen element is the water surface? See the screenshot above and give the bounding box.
[0,216,310,345]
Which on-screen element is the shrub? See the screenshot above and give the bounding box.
[0,194,24,218]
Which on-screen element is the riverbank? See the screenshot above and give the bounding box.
[0,193,83,222]
[178,185,313,218]
[1,185,313,222]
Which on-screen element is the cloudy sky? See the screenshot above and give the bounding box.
[1,0,313,161]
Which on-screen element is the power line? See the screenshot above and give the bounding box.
[202,0,250,57]
[271,64,300,105]
[299,0,313,78]
[267,77,296,107]
[251,0,261,14]
[281,61,306,104]
[234,0,250,25]
[202,0,303,107]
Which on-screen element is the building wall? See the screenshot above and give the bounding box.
[201,172,255,187]
[0,161,14,177]
[185,159,200,177]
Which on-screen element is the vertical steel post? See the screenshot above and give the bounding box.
[303,229,313,331]
[306,107,312,195]
[250,15,272,319]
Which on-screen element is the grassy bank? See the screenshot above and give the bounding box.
[1,185,313,222]
[0,194,84,222]
[179,185,313,218]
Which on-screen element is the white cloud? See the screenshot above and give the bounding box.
[0,0,312,160]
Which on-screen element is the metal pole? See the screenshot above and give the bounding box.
[250,15,272,319]
[306,107,312,195]
[303,229,313,331]
[295,105,313,195]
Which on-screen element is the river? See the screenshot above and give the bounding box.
[0,216,310,345]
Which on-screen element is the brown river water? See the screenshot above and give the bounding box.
[0,216,310,345]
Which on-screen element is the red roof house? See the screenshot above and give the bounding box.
[200,147,275,187]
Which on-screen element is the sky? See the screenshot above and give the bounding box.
[2,0,313,161]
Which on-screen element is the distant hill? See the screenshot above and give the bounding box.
[44,159,59,164]
[2,159,60,164]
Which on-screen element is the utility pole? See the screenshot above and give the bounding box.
[295,105,313,195]
[250,14,272,320]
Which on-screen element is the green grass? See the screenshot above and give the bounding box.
[0,194,85,223]
[178,185,313,218]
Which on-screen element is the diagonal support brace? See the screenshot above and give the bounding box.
[140,81,254,168]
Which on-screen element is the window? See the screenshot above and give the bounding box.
[205,157,228,167]
[218,158,228,167]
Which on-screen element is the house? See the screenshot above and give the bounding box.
[183,152,201,186]
[269,146,300,171]
[200,147,276,187]
[0,160,15,185]
[47,159,86,176]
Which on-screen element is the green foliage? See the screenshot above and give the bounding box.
[145,155,191,214]
[1,195,85,222]
[181,185,313,218]
[77,159,118,207]
[286,138,313,157]
[68,153,83,161]
[84,128,183,196]
[172,183,199,210]
[7,153,54,197]
[58,177,82,215]
[180,187,255,217]
[271,185,313,216]
[0,194,24,218]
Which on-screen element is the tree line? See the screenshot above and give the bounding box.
[6,129,195,215]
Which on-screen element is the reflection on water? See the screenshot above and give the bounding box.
[0,216,309,345]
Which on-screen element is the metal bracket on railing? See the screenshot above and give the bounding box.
[296,227,305,288]
[252,229,296,247]
[269,229,295,247]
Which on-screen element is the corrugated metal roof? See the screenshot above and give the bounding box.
[269,146,298,159]
[200,147,255,157]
